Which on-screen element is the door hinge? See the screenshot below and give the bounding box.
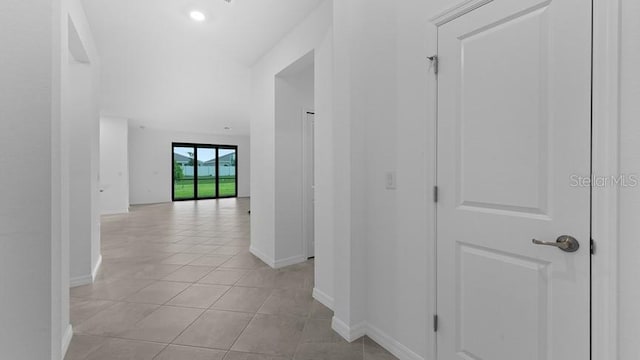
[428,55,439,75]
[433,186,439,203]
[591,239,595,255]
[433,315,439,332]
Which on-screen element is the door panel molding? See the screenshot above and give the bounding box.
[431,0,494,26]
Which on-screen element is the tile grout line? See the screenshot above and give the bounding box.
[75,200,384,360]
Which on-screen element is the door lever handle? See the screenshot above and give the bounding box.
[532,235,580,253]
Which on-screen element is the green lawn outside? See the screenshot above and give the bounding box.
[174,176,237,199]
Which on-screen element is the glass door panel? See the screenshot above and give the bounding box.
[197,148,217,198]
[218,148,237,197]
[173,146,196,200]
[173,143,238,201]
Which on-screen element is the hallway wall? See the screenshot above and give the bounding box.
[67,56,101,287]
[313,28,335,308]
[63,0,102,355]
[329,0,474,358]
[335,1,640,360]
[274,59,315,265]
[99,117,130,215]
[249,0,333,292]
[0,1,58,358]
[1,0,100,358]
[128,127,250,205]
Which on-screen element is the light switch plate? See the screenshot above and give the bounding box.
[385,171,397,190]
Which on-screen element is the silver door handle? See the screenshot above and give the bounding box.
[532,235,579,253]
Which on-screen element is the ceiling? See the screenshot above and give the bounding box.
[82,0,325,135]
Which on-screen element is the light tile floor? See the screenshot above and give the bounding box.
[66,198,398,360]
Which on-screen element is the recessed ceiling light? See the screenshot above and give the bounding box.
[190,11,206,22]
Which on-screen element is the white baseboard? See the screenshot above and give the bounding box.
[366,323,425,360]
[330,318,426,360]
[70,254,102,288]
[274,254,307,269]
[249,247,307,269]
[250,246,275,268]
[70,274,93,288]
[312,287,334,310]
[331,317,366,342]
[101,208,129,216]
[61,324,73,359]
[92,254,102,282]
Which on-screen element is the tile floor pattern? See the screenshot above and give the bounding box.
[66,198,398,360]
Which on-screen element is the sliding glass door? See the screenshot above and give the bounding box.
[218,147,237,197]
[173,145,196,200]
[172,143,238,201]
[197,147,217,199]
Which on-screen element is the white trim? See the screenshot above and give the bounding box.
[331,317,366,342]
[591,0,621,359]
[250,246,308,269]
[427,10,440,360]
[61,324,73,359]
[366,323,425,360]
[100,208,129,216]
[70,254,102,287]
[70,274,92,288]
[249,246,275,268]
[274,254,307,269]
[302,108,315,259]
[312,287,334,310]
[329,320,426,360]
[91,254,102,282]
[430,0,494,26]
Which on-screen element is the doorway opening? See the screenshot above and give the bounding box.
[270,50,315,266]
[172,142,238,201]
[303,111,315,259]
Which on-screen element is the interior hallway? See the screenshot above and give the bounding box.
[66,198,396,360]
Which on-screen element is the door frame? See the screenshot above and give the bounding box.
[591,0,621,358]
[302,109,316,259]
[427,0,621,359]
[171,142,239,201]
[217,145,240,199]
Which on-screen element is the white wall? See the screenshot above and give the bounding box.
[64,0,101,354]
[1,0,99,358]
[328,0,445,357]
[618,0,640,358]
[251,0,333,290]
[313,28,334,307]
[333,1,640,360]
[68,55,101,287]
[128,127,250,205]
[273,59,315,266]
[249,0,332,280]
[99,117,130,214]
[66,2,101,300]
[0,1,58,358]
[331,0,361,339]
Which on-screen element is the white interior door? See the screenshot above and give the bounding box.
[436,0,591,359]
[303,111,315,258]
